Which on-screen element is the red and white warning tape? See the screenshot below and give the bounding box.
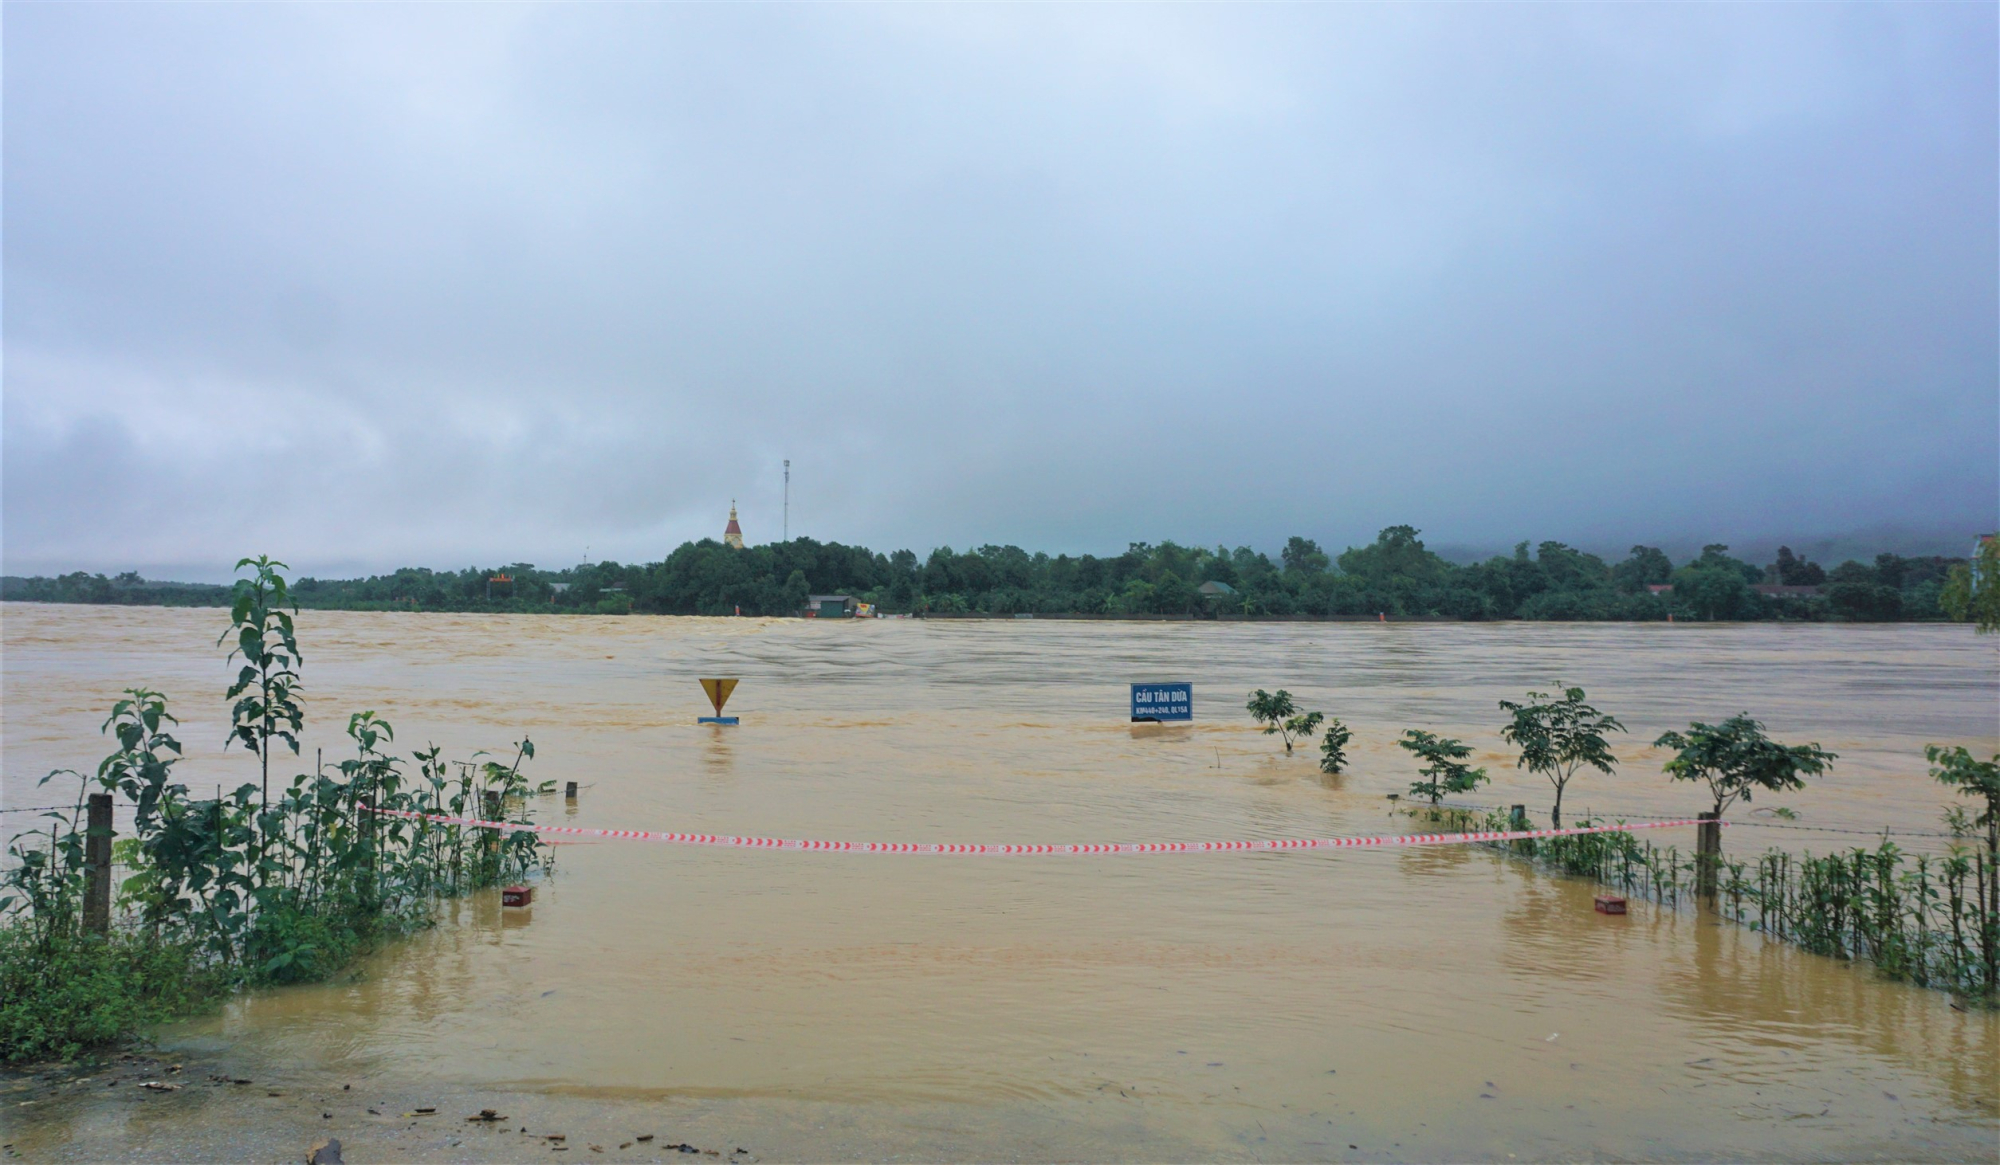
[365,805,1721,856]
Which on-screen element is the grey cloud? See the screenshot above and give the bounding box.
[4,3,1993,580]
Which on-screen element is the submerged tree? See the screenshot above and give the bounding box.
[1318,719,1353,775]
[1246,690,1323,754]
[1654,715,1835,817]
[1499,685,1624,828]
[1398,730,1487,805]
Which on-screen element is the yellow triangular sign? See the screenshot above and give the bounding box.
[699,678,739,716]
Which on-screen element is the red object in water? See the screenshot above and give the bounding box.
[502,885,533,907]
[1594,894,1627,915]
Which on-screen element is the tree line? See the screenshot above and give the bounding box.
[2,526,1984,623]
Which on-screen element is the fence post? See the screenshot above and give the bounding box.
[564,781,578,802]
[1510,805,1527,830]
[1696,811,1721,901]
[83,793,114,936]
[482,790,503,878]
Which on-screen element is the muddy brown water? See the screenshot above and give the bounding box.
[3,605,1996,1161]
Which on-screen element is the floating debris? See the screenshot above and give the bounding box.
[307,1138,344,1165]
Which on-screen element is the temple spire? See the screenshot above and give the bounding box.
[724,500,744,549]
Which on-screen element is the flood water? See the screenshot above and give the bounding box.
[4,604,1997,1161]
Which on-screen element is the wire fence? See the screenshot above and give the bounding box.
[1423,800,1964,840]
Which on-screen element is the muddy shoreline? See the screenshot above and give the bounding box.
[5,1049,769,1165]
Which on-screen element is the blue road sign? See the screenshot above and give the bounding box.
[1131,682,1193,722]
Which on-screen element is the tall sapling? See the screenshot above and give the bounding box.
[1318,719,1353,775]
[1246,690,1323,754]
[220,556,304,825]
[1398,730,1488,806]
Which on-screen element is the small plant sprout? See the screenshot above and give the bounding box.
[1245,690,1324,754]
[1318,719,1353,775]
[1397,730,1488,805]
[1498,685,1624,828]
[1654,714,1836,817]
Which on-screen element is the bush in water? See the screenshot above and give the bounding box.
[1398,730,1488,805]
[1318,719,1352,775]
[1246,690,1323,754]
[0,557,554,1062]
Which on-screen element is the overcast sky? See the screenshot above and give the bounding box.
[4,3,1995,580]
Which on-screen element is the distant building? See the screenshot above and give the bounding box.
[806,593,855,618]
[1751,585,1821,599]
[1647,584,1674,596]
[724,502,744,550]
[1197,580,1236,597]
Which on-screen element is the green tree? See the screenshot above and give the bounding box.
[1498,685,1624,827]
[1337,526,1452,587]
[1767,546,1826,586]
[1152,570,1196,615]
[1654,715,1836,816]
[1318,719,1352,774]
[1670,563,1752,620]
[1693,543,1763,583]
[1940,538,2000,632]
[1398,730,1487,805]
[1282,536,1330,575]
[1826,580,1902,621]
[1246,690,1323,754]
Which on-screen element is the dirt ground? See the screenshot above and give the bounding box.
[3,1049,775,1165]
